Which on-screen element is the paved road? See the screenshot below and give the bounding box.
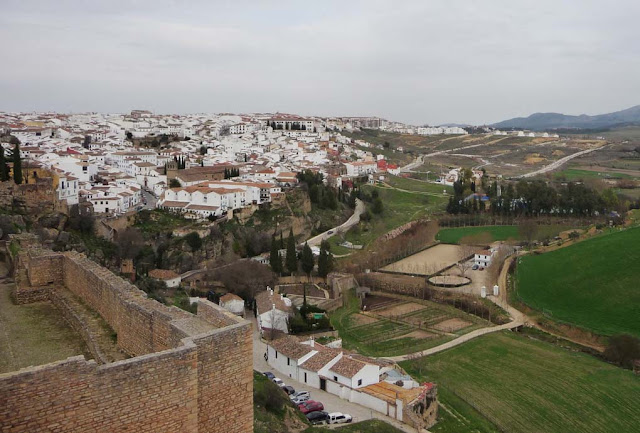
[250,315,423,432]
[304,199,365,247]
[519,146,604,178]
[141,189,157,209]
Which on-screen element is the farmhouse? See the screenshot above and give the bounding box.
[474,249,494,268]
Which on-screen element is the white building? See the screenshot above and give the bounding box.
[219,293,245,316]
[474,249,493,268]
[255,288,292,335]
[148,269,182,288]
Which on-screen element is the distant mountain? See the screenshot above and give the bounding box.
[492,105,640,131]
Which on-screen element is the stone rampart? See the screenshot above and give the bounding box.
[1,244,253,433]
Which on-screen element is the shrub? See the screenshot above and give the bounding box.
[604,334,640,369]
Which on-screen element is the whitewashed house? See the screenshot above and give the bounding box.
[219,293,245,316]
[148,269,182,288]
[474,249,493,268]
[255,288,292,336]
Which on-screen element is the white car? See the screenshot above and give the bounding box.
[272,377,285,387]
[328,412,352,424]
[290,394,310,405]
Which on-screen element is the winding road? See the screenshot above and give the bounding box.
[304,198,365,247]
[518,146,605,178]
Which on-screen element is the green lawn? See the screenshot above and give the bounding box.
[401,331,640,433]
[436,224,576,244]
[516,226,640,336]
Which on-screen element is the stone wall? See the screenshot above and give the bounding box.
[0,177,63,218]
[2,244,253,433]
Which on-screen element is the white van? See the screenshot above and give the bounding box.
[328,412,352,424]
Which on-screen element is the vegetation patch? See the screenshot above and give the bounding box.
[516,227,640,336]
[401,331,640,433]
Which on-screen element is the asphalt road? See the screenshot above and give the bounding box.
[304,199,365,247]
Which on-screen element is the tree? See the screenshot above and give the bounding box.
[0,147,8,181]
[301,242,314,280]
[457,243,476,277]
[12,143,22,184]
[184,232,202,251]
[317,240,333,279]
[603,335,640,369]
[115,228,145,260]
[269,235,282,274]
[372,197,384,214]
[518,219,538,245]
[169,178,181,188]
[285,229,298,275]
[199,145,207,155]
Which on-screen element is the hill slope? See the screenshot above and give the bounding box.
[493,105,640,130]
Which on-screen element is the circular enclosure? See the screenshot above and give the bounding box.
[428,275,471,287]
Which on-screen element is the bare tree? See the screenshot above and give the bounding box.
[518,219,538,246]
[457,244,476,277]
[486,244,515,287]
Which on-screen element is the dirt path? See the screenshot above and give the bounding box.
[519,146,605,178]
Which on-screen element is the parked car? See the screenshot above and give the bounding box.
[290,391,310,400]
[472,264,479,270]
[263,372,275,380]
[327,230,334,235]
[282,385,295,395]
[272,377,285,387]
[291,394,310,405]
[328,412,352,424]
[306,411,329,425]
[298,400,324,414]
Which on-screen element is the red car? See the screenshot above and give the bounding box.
[298,400,324,414]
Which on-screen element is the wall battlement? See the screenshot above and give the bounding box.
[1,241,253,433]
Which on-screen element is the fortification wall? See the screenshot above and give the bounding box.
[2,244,253,433]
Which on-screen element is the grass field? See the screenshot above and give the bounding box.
[0,283,87,373]
[436,225,576,244]
[554,168,633,180]
[401,331,640,433]
[516,226,640,336]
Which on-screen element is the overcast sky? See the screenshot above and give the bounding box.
[1,0,639,125]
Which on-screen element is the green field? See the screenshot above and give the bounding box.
[401,331,640,433]
[436,224,576,244]
[516,227,640,336]
[554,168,633,181]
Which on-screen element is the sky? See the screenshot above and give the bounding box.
[1,0,639,125]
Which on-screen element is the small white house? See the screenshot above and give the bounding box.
[148,269,182,288]
[474,249,493,268]
[255,288,292,335]
[219,293,245,316]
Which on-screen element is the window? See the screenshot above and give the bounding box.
[287,358,290,366]
[275,351,278,359]
[304,373,307,383]
[333,376,338,382]
[358,379,362,386]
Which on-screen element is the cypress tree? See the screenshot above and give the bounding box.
[301,242,314,280]
[12,143,22,184]
[286,229,297,275]
[0,147,8,181]
[269,235,282,274]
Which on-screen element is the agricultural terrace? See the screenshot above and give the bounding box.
[329,291,490,357]
[401,331,640,433]
[435,224,577,244]
[516,227,640,337]
[380,244,463,276]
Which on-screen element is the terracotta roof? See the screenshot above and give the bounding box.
[160,200,188,208]
[220,293,243,303]
[328,356,367,378]
[148,269,180,280]
[185,204,219,211]
[269,336,314,360]
[299,348,341,372]
[255,290,291,315]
